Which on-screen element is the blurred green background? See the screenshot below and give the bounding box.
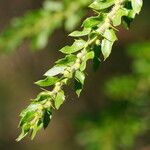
[0,0,150,150]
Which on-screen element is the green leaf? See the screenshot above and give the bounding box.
[74,79,83,97]
[89,0,115,10]
[80,61,87,72]
[20,103,40,117]
[122,16,133,29]
[31,120,43,140]
[34,92,51,102]
[19,111,35,127]
[82,14,105,28]
[131,0,143,14]
[80,51,95,71]
[101,39,114,60]
[86,51,95,61]
[112,8,129,26]
[122,7,140,29]
[55,90,65,110]
[101,29,117,60]
[44,66,66,77]
[60,39,86,54]
[16,123,31,141]
[127,10,136,19]
[75,70,85,85]
[93,45,101,71]
[55,54,76,66]
[43,108,52,129]
[74,70,85,97]
[103,28,117,42]
[69,28,91,37]
[35,77,59,87]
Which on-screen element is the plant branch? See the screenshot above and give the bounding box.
[17,0,143,141]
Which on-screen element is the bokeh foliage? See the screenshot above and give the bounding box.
[76,42,150,150]
[0,0,91,52]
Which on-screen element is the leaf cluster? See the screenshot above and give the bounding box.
[76,42,150,150]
